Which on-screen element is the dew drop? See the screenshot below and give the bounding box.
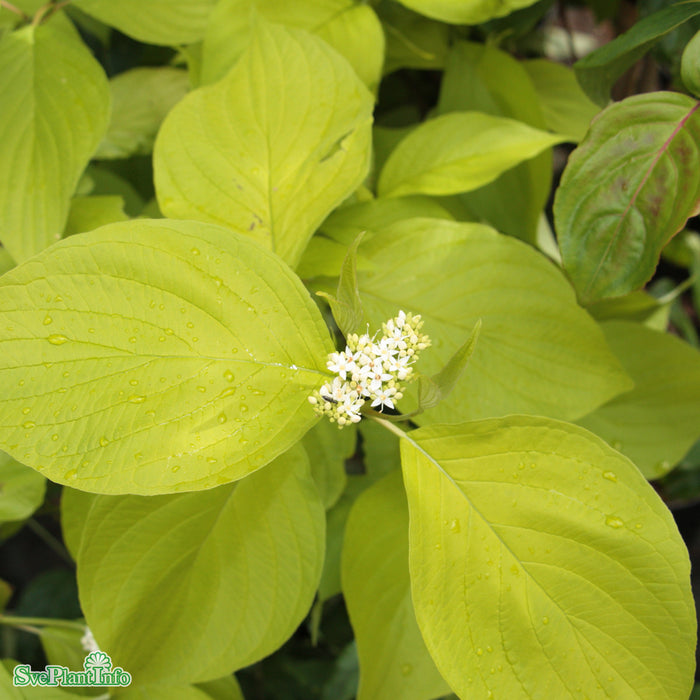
[51,434,59,441]
[542,616,550,625]
[400,664,412,676]
[128,395,146,404]
[21,407,31,415]
[510,565,519,576]
[186,322,194,329]
[164,328,174,335]
[655,459,671,475]
[486,646,493,653]
[88,328,95,334]
[64,469,77,481]
[191,248,200,256]
[99,436,110,447]
[611,439,623,450]
[240,404,249,413]
[129,379,139,386]
[159,336,166,342]
[207,457,217,464]
[23,421,35,429]
[43,315,52,325]
[605,515,624,529]
[476,648,484,657]
[251,389,265,396]
[449,518,461,533]
[224,370,235,382]
[47,334,68,345]
[434,543,441,550]
[192,337,199,342]
[602,471,617,483]
[218,412,227,424]
[18,379,25,386]
[197,386,206,393]
[128,337,137,344]
[219,387,236,398]
[171,465,181,473]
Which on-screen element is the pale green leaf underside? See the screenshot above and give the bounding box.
[355,218,632,422]
[342,470,450,700]
[402,417,695,699]
[201,0,384,91]
[96,67,190,160]
[577,321,700,479]
[0,451,45,523]
[155,20,373,268]
[72,0,217,45]
[395,0,540,25]
[378,111,564,199]
[0,219,333,495]
[76,446,325,685]
[0,20,109,262]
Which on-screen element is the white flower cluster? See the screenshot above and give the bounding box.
[308,311,430,427]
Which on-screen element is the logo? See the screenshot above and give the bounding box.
[13,651,132,688]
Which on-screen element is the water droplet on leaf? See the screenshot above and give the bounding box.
[605,515,624,529]
[47,334,68,345]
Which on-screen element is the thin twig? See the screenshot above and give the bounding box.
[0,0,28,20]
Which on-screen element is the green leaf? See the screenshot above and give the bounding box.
[155,19,373,268]
[575,1,700,106]
[303,419,355,509]
[377,111,563,200]
[117,684,218,700]
[682,28,700,97]
[522,59,600,143]
[393,0,540,25]
[38,624,86,672]
[2,660,85,699]
[377,0,449,74]
[195,675,245,700]
[351,218,632,423]
[0,452,45,523]
[201,0,384,91]
[418,319,481,412]
[587,289,672,331]
[77,445,325,685]
[400,417,696,699]
[436,41,553,243]
[0,219,333,495]
[0,19,109,262]
[577,321,700,479]
[96,68,190,160]
[317,232,367,337]
[63,195,128,237]
[60,487,93,561]
[342,470,450,700]
[72,0,217,45]
[0,578,12,610]
[554,92,700,305]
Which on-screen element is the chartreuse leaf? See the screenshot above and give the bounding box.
[400,416,695,700]
[0,452,45,523]
[155,20,373,268]
[63,195,128,236]
[353,218,631,423]
[342,470,450,700]
[436,41,552,244]
[522,59,600,143]
[317,232,367,337]
[575,1,700,106]
[418,319,481,412]
[195,675,245,700]
[72,0,216,45]
[0,219,333,495]
[2,660,85,699]
[96,68,190,160]
[0,18,109,263]
[116,675,244,700]
[377,0,449,74]
[577,321,700,479]
[202,0,384,91]
[554,93,700,305]
[77,445,324,685]
[393,0,539,25]
[377,112,563,200]
[303,419,355,509]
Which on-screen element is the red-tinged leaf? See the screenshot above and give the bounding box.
[554,92,700,305]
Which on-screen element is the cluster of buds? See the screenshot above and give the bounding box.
[308,311,430,427]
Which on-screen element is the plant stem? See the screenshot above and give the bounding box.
[26,517,74,567]
[0,614,85,631]
[367,412,410,441]
[0,0,28,19]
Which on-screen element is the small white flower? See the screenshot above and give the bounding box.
[371,386,397,411]
[327,350,355,380]
[80,626,100,654]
